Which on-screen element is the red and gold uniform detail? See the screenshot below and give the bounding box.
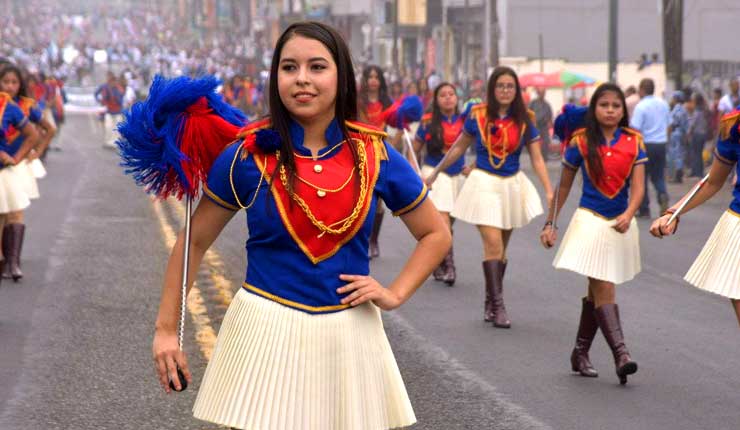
[573,127,644,199]
[243,120,385,264]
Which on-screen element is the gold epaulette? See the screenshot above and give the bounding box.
[719,110,740,141]
[420,112,433,124]
[0,92,11,103]
[236,117,271,139]
[568,128,587,147]
[469,103,487,117]
[346,119,388,160]
[527,109,536,123]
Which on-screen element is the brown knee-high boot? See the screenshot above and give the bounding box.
[3,224,24,281]
[594,303,637,384]
[442,246,455,286]
[368,212,383,259]
[571,298,599,377]
[482,260,510,328]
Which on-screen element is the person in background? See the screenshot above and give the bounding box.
[624,86,639,118]
[718,78,740,115]
[94,71,124,148]
[630,78,670,217]
[667,91,689,183]
[529,87,554,160]
[686,92,711,178]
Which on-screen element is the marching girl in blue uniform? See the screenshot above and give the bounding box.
[0,64,56,281]
[413,82,465,285]
[358,64,394,259]
[425,66,553,328]
[650,107,740,327]
[541,83,646,384]
[0,78,38,283]
[150,22,451,430]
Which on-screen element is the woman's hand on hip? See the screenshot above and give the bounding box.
[338,274,402,311]
[152,329,191,393]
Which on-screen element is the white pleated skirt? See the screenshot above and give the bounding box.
[192,288,416,430]
[18,160,40,200]
[684,210,740,299]
[0,165,31,213]
[29,158,47,179]
[421,165,465,213]
[553,208,641,284]
[451,169,543,229]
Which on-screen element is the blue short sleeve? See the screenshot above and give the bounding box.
[715,133,739,165]
[28,106,43,123]
[635,141,649,165]
[415,121,428,142]
[463,113,479,137]
[5,103,28,129]
[376,142,428,216]
[525,121,541,144]
[204,141,256,211]
[563,141,583,170]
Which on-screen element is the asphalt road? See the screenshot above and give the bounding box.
[1,113,738,430]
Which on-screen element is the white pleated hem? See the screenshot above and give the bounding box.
[421,165,464,213]
[192,289,416,430]
[0,165,31,213]
[18,160,40,200]
[684,210,740,299]
[553,208,641,284]
[29,158,47,179]
[451,169,543,229]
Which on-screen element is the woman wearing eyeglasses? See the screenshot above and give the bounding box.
[425,66,553,328]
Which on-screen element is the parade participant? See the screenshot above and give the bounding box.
[0,79,39,282]
[0,65,56,280]
[650,107,740,328]
[147,22,450,430]
[426,66,553,328]
[358,64,393,258]
[541,83,646,384]
[414,82,465,285]
[95,72,125,148]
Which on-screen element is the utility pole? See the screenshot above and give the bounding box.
[461,0,470,91]
[483,0,491,81]
[490,0,499,69]
[607,0,618,83]
[662,0,683,91]
[392,0,399,74]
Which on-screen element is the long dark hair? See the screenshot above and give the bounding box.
[0,64,29,99]
[358,65,392,117]
[486,66,528,127]
[427,82,459,157]
[583,83,629,180]
[268,21,359,194]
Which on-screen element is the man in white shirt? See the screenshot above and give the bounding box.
[630,78,671,217]
[718,78,739,115]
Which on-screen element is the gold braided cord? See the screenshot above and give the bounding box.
[292,140,346,159]
[485,120,512,169]
[229,145,267,210]
[295,167,355,193]
[277,140,368,237]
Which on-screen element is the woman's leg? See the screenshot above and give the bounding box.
[590,278,637,384]
[4,210,25,280]
[440,212,456,285]
[571,282,599,377]
[479,225,510,327]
